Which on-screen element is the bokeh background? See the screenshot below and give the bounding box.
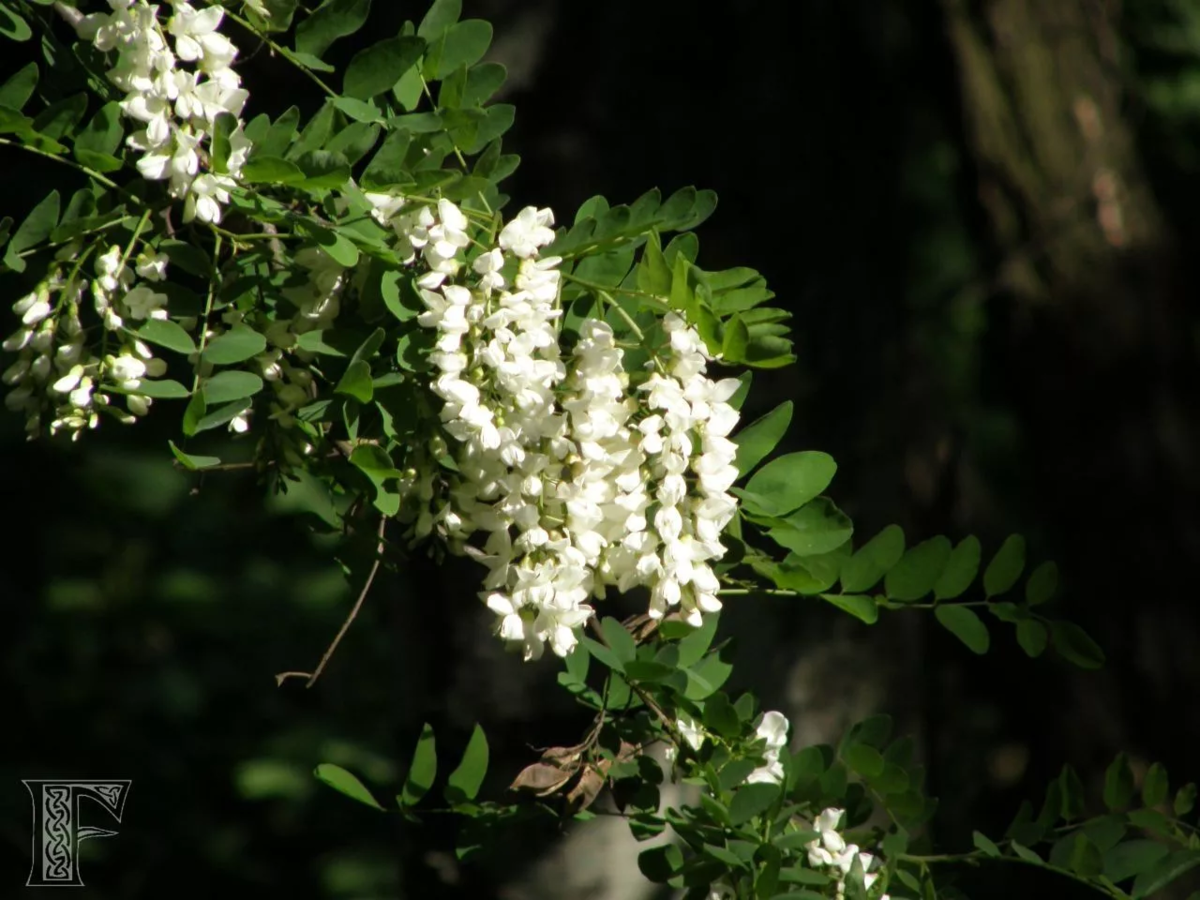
[2,0,1199,897]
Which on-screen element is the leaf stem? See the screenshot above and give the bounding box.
[418,74,493,216]
[191,232,222,393]
[0,137,144,205]
[223,10,338,98]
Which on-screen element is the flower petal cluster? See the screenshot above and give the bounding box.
[394,198,742,659]
[74,0,250,224]
[745,710,789,784]
[3,246,170,438]
[806,808,892,900]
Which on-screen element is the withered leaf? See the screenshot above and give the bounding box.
[540,745,584,765]
[509,762,573,797]
[566,766,606,813]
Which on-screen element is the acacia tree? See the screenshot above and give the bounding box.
[2,1,1198,898]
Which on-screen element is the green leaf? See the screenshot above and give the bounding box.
[934,606,990,654]
[843,744,884,779]
[444,724,488,803]
[335,360,373,402]
[1016,619,1048,657]
[7,190,60,258]
[349,444,402,515]
[392,65,424,111]
[703,693,742,739]
[766,499,853,557]
[1059,765,1086,821]
[0,63,37,110]
[1068,833,1103,878]
[182,392,205,437]
[885,536,952,602]
[400,723,437,807]
[840,525,905,593]
[742,451,837,517]
[934,536,981,600]
[1132,850,1200,899]
[674,613,718,667]
[636,230,671,296]
[461,62,506,107]
[203,326,267,365]
[295,0,371,59]
[314,763,384,810]
[380,271,420,321]
[1175,783,1196,816]
[637,843,683,884]
[1051,621,1105,669]
[600,617,637,664]
[136,320,197,355]
[1025,561,1059,607]
[0,6,32,43]
[240,156,306,185]
[983,535,1026,597]
[819,593,878,625]
[1143,762,1169,809]
[133,379,190,400]
[250,0,299,31]
[728,783,780,826]
[331,96,383,123]
[1104,840,1171,884]
[293,149,351,189]
[201,371,263,405]
[74,101,123,160]
[580,637,623,674]
[302,222,360,267]
[973,831,1001,857]
[418,0,461,40]
[1104,753,1136,811]
[427,20,492,79]
[361,129,413,188]
[1011,842,1042,864]
[344,36,424,99]
[733,401,792,476]
[168,440,219,471]
[255,107,300,158]
[668,252,691,311]
[33,94,87,141]
[682,652,733,701]
[195,399,251,433]
[325,122,380,165]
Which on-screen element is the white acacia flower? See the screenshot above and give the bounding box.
[676,713,705,751]
[122,285,169,319]
[134,249,170,281]
[745,710,789,785]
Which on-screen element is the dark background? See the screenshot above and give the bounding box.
[2,0,1199,897]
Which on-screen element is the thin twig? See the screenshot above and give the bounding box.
[276,516,388,688]
[586,618,678,742]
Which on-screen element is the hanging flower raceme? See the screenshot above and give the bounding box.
[393,196,743,659]
[2,243,171,439]
[73,0,250,224]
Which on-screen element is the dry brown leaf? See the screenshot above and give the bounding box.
[509,762,574,796]
[566,766,606,813]
[540,745,584,765]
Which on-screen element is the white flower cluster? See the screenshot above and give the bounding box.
[669,709,788,784]
[366,195,740,660]
[74,0,250,224]
[3,245,172,438]
[806,808,892,900]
